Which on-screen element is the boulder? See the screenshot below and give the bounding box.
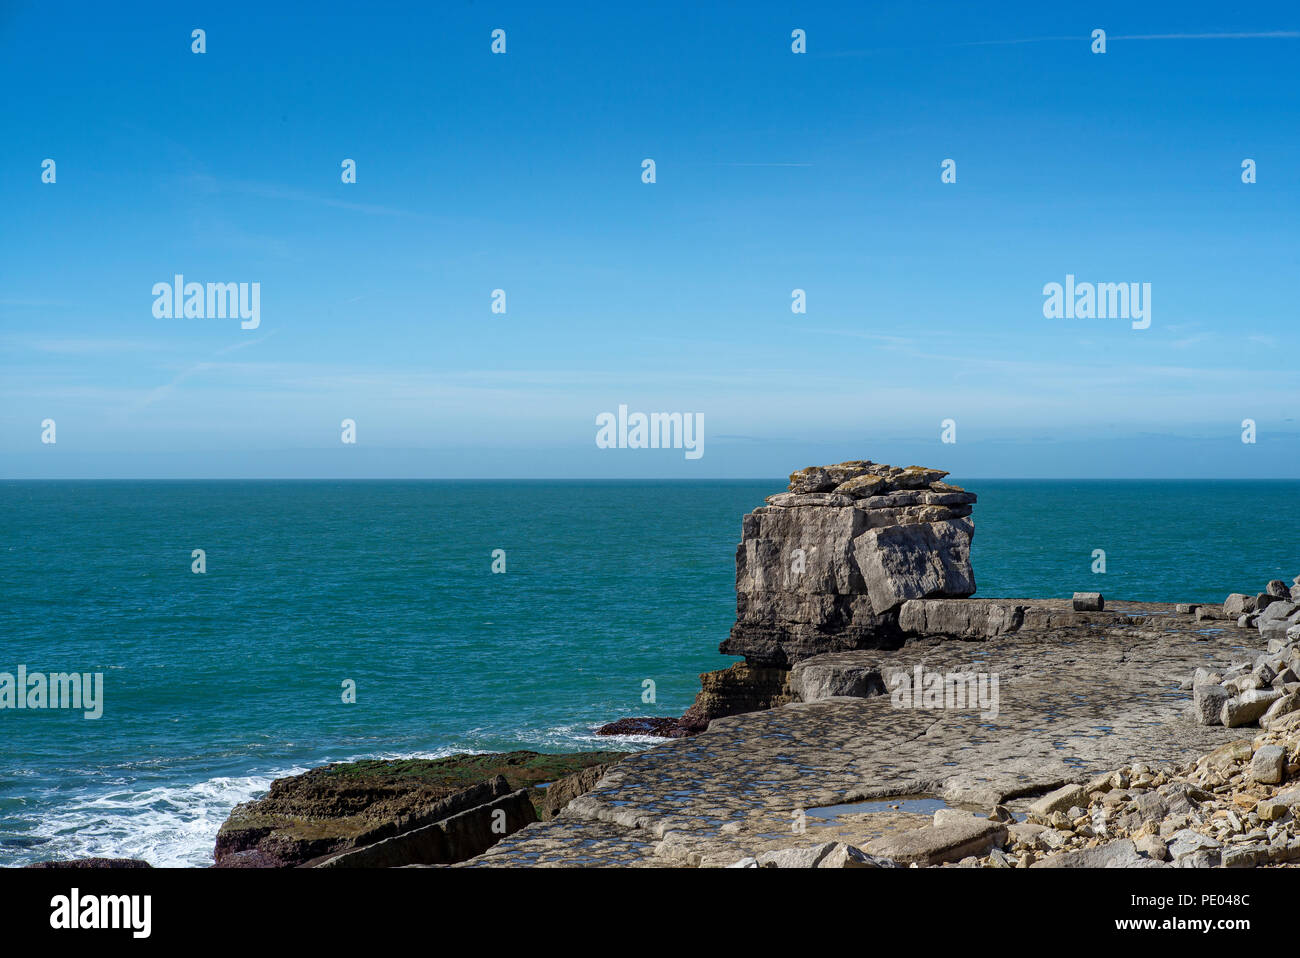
[1028,783,1089,819]
[1250,745,1286,785]
[1072,592,1104,612]
[1267,580,1291,598]
[1223,593,1256,617]
[1259,601,1300,642]
[788,654,886,702]
[1261,691,1300,730]
[833,474,887,499]
[787,467,836,494]
[1166,829,1222,867]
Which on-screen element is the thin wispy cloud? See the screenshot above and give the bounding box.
[1111,32,1300,40]
[183,174,425,219]
[820,30,1298,58]
[136,333,277,409]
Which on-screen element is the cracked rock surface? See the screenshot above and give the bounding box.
[463,602,1251,867]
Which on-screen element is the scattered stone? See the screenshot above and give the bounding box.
[1251,745,1287,785]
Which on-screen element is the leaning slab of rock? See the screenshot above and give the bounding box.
[854,518,976,613]
[1222,688,1283,728]
[1028,783,1089,819]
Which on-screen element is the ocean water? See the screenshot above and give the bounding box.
[1,479,1298,867]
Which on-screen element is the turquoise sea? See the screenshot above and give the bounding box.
[2,479,1298,866]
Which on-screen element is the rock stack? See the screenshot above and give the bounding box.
[722,460,977,666]
[671,461,976,732]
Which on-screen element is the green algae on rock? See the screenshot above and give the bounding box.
[214,750,623,867]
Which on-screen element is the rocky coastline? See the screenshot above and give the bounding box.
[197,460,1300,868]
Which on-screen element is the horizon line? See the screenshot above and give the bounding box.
[4,476,1300,483]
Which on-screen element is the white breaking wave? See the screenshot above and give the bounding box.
[19,770,308,868]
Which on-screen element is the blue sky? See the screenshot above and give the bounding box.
[2,1,1298,478]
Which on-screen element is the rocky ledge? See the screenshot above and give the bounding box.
[213,750,621,867]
